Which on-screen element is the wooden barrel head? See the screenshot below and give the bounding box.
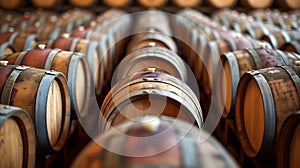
[286,0,300,8]
[172,0,202,7]
[69,0,95,7]
[75,60,87,114]
[0,118,23,168]
[247,0,273,8]
[243,78,265,154]
[46,80,63,147]
[0,0,21,9]
[223,60,233,116]
[138,0,166,7]
[103,0,131,7]
[31,0,58,9]
[209,0,237,8]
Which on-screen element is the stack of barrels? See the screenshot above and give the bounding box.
[0,8,131,167]
[0,2,300,168]
[73,10,239,167]
[174,8,300,167]
[0,0,299,9]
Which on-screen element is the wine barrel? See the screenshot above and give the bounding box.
[1,49,91,119]
[103,0,131,7]
[31,0,63,9]
[0,0,27,9]
[138,0,167,7]
[239,0,273,9]
[71,26,94,39]
[244,23,280,40]
[133,10,171,35]
[126,31,178,54]
[100,71,203,132]
[0,64,70,155]
[115,47,188,83]
[205,0,237,8]
[25,19,61,41]
[277,111,300,168]
[200,35,271,95]
[69,0,96,7]
[216,48,300,119]
[0,31,37,52]
[281,40,300,54]
[276,0,300,9]
[172,0,202,7]
[36,35,100,96]
[235,65,300,158]
[0,42,16,56]
[262,30,300,49]
[73,116,238,168]
[0,105,35,168]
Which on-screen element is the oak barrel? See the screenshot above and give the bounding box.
[0,31,37,52]
[235,65,300,158]
[126,31,178,54]
[100,71,203,133]
[277,111,300,168]
[1,49,91,119]
[262,30,300,49]
[200,35,271,95]
[216,48,300,118]
[36,36,100,96]
[115,47,188,83]
[73,116,238,168]
[0,104,35,168]
[281,40,300,54]
[0,42,16,56]
[0,65,70,154]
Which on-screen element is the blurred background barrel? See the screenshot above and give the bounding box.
[0,105,35,168]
